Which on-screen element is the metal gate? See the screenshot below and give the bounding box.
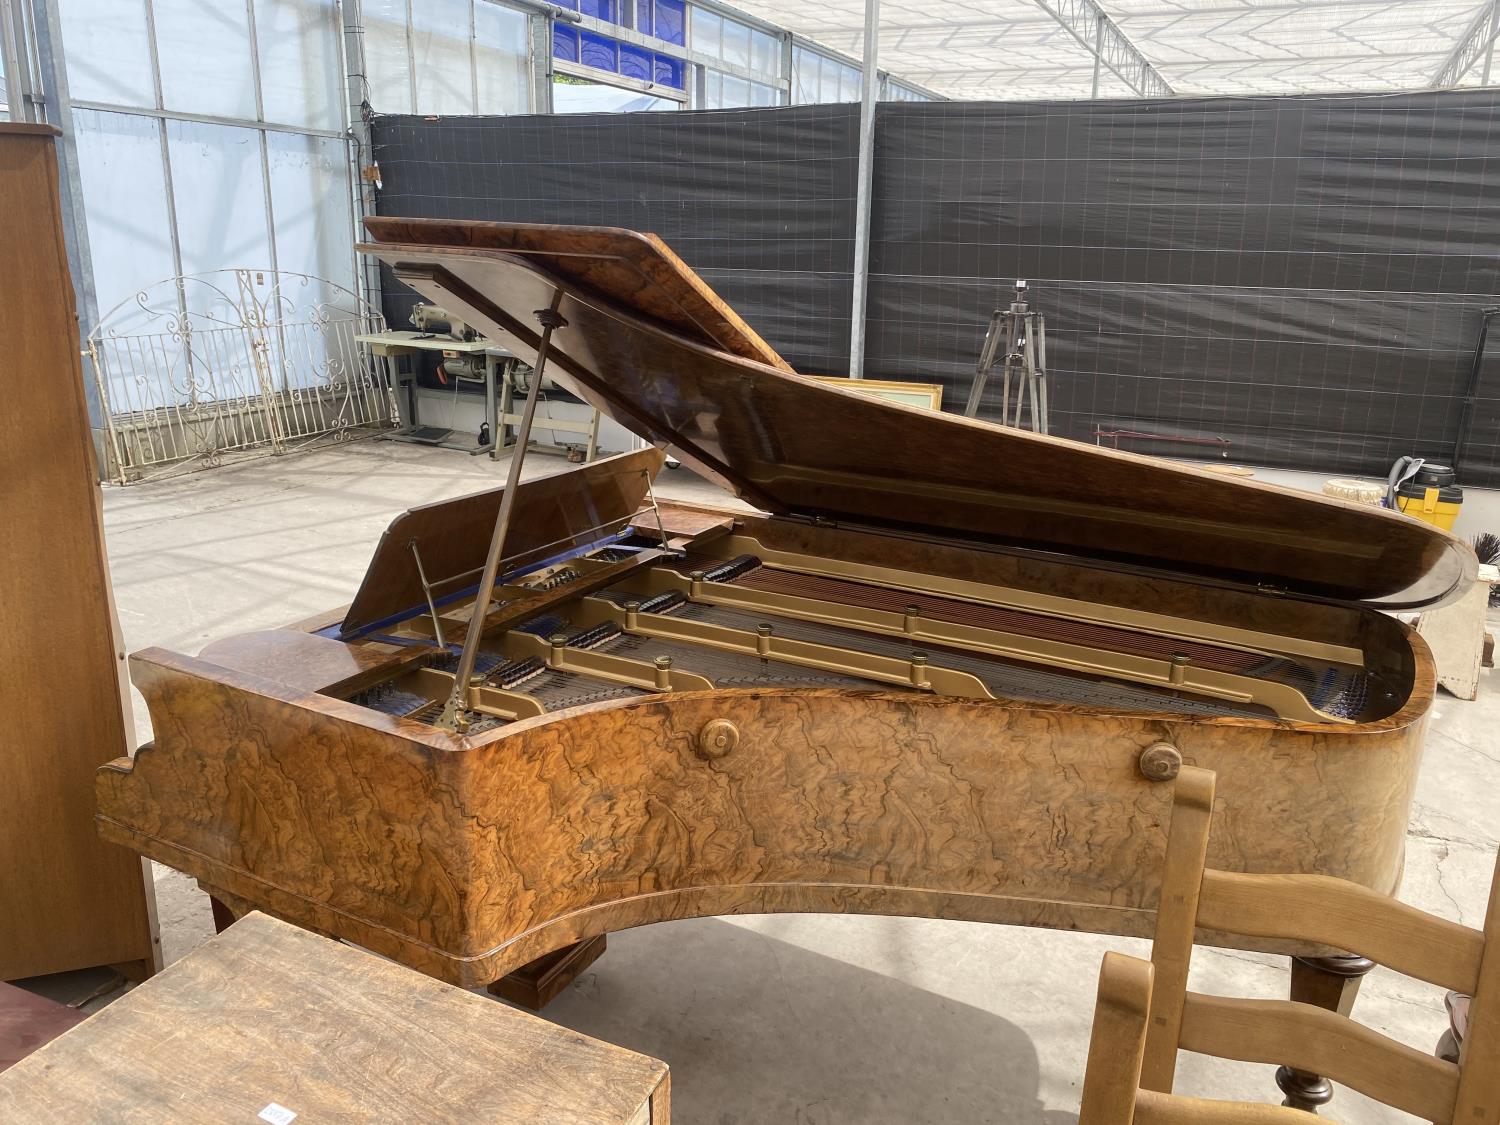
[87,269,398,483]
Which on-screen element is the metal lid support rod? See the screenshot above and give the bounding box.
[436,299,567,732]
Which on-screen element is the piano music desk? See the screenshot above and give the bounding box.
[0,912,669,1124]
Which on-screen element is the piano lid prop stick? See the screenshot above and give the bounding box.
[437,299,566,732]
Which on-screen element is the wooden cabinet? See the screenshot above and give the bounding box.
[0,123,158,981]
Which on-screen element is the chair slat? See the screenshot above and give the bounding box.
[1142,765,1216,1093]
[1178,992,1459,1123]
[1133,1089,1328,1125]
[1197,869,1484,994]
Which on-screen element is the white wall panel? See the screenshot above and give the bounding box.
[267,133,357,387]
[257,0,344,130]
[71,109,176,322]
[60,0,157,107]
[153,0,259,119]
[475,2,530,114]
[412,0,474,114]
[266,131,354,284]
[71,108,181,409]
[362,0,415,113]
[166,120,273,281]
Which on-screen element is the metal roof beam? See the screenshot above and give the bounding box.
[1433,0,1500,87]
[1031,0,1174,96]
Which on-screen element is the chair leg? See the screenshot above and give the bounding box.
[1436,991,1469,1064]
[1275,953,1375,1113]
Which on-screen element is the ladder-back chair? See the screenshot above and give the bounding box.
[1078,765,1500,1124]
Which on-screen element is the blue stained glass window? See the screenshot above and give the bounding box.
[552,25,579,62]
[552,0,580,9]
[579,29,619,71]
[619,42,653,82]
[555,24,684,91]
[653,54,683,88]
[578,0,614,19]
[652,0,684,45]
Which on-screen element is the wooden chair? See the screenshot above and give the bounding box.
[1079,766,1500,1124]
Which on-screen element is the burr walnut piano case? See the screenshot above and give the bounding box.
[97,218,1474,990]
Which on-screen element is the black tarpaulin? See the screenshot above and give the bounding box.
[371,90,1500,485]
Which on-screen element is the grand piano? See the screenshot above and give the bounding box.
[98,218,1472,1107]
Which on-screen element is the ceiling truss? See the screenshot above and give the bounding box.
[1033,0,1174,96]
[1433,0,1500,86]
[731,0,1500,100]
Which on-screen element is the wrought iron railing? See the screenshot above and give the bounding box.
[87,269,398,483]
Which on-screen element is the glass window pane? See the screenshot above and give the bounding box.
[653,54,684,88]
[579,30,618,72]
[154,0,258,119]
[60,0,156,107]
[701,68,721,108]
[266,132,353,287]
[750,80,775,106]
[165,119,273,281]
[620,42,652,82]
[363,0,413,113]
[720,73,749,106]
[750,29,779,78]
[475,2,530,114]
[256,0,343,130]
[653,0,684,46]
[72,108,185,417]
[840,65,859,103]
[692,8,721,60]
[266,132,356,389]
[554,25,580,63]
[579,0,614,19]
[791,47,812,103]
[822,58,839,101]
[552,73,676,112]
[809,52,826,101]
[412,0,474,114]
[72,109,176,324]
[720,17,750,68]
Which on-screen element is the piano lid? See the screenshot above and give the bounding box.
[361,218,1474,611]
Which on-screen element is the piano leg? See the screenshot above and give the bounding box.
[209,895,239,935]
[1275,953,1376,1112]
[487,936,607,1010]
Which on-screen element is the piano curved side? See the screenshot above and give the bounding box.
[96,636,1433,988]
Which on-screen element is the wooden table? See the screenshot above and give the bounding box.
[0,913,669,1124]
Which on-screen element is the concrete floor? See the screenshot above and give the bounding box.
[93,438,1500,1123]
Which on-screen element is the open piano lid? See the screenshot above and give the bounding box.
[362,217,1474,611]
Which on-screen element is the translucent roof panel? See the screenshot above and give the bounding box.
[727,0,1498,99]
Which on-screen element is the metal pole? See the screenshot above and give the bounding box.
[27,0,104,415]
[1091,12,1104,98]
[846,0,879,379]
[1484,4,1499,85]
[1453,307,1499,478]
[341,0,383,313]
[436,302,567,732]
